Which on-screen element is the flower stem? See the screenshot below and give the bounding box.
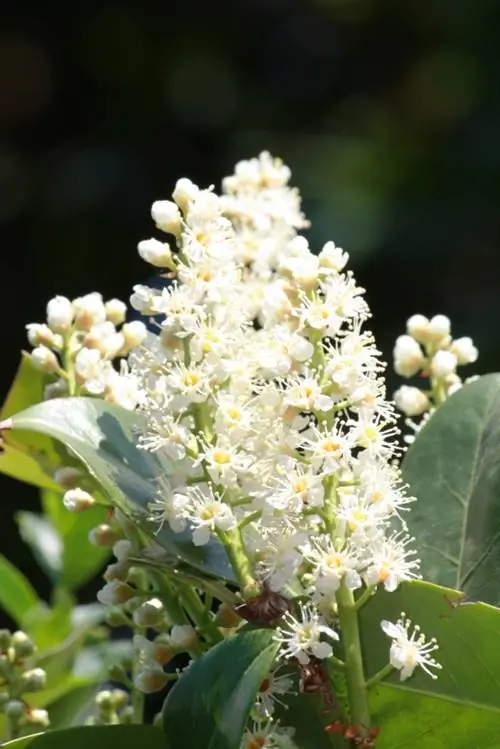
[336,582,371,735]
[365,663,394,690]
[179,586,224,645]
[217,527,260,599]
[354,585,375,611]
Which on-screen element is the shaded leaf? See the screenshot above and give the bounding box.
[2,725,167,749]
[11,398,235,581]
[16,512,62,582]
[402,373,500,603]
[163,629,278,749]
[0,553,40,625]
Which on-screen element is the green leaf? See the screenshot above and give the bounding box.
[0,553,40,625]
[163,629,279,749]
[41,491,109,590]
[2,725,167,749]
[360,579,500,748]
[402,373,500,603]
[23,588,73,650]
[0,356,61,491]
[11,397,235,581]
[44,684,97,729]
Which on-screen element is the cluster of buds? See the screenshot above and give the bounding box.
[85,688,134,726]
[393,314,478,441]
[0,630,49,738]
[26,292,146,410]
[95,539,196,695]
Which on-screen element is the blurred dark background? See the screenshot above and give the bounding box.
[1,0,499,601]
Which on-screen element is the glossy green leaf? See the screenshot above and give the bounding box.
[11,397,235,581]
[0,356,61,491]
[163,629,279,749]
[402,373,500,603]
[2,725,167,749]
[41,491,109,590]
[360,580,500,748]
[0,553,40,625]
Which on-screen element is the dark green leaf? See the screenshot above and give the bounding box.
[402,373,500,603]
[360,579,500,747]
[0,553,40,625]
[0,356,61,491]
[163,629,278,749]
[11,398,235,581]
[2,725,167,749]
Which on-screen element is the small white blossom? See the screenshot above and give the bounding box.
[393,386,430,417]
[274,602,338,665]
[393,335,425,378]
[406,314,429,342]
[46,295,74,333]
[31,345,59,373]
[427,314,451,343]
[381,614,441,681]
[138,238,173,268]
[431,350,457,378]
[450,336,478,365]
[63,488,95,513]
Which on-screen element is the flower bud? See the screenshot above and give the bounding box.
[394,386,430,417]
[73,292,106,331]
[47,296,74,333]
[170,624,198,651]
[318,241,349,273]
[105,299,127,326]
[75,347,101,381]
[126,566,149,590]
[19,667,47,693]
[99,332,125,359]
[121,321,148,349]
[0,629,11,651]
[113,539,133,562]
[105,607,130,627]
[96,580,134,606]
[172,179,199,212]
[89,524,119,547]
[103,561,129,583]
[54,466,82,490]
[450,337,478,365]
[214,602,241,628]
[0,690,10,707]
[0,654,10,677]
[110,689,128,711]
[431,350,457,378]
[406,314,430,342]
[120,706,134,724]
[27,708,50,728]
[95,690,114,712]
[133,598,165,628]
[26,323,58,348]
[393,336,425,378]
[10,631,35,659]
[427,314,451,343]
[31,345,59,373]
[133,664,168,694]
[63,488,95,513]
[138,238,174,268]
[151,636,173,666]
[5,700,26,720]
[151,200,182,234]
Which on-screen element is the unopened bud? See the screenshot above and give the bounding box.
[431,350,457,378]
[152,636,173,666]
[170,624,198,651]
[26,323,58,348]
[120,706,134,724]
[0,629,11,651]
[110,689,129,711]
[95,690,114,712]
[406,314,430,343]
[450,337,478,366]
[133,664,168,694]
[394,386,430,417]
[393,335,425,378]
[138,238,174,268]
[47,296,74,334]
[126,566,149,590]
[5,700,26,720]
[63,487,95,513]
[133,598,165,628]
[96,580,134,606]
[54,467,82,490]
[31,345,59,374]
[113,539,133,563]
[105,299,127,326]
[27,708,50,728]
[427,314,451,343]
[19,667,47,693]
[105,607,130,627]
[11,631,35,659]
[214,602,241,628]
[151,199,182,234]
[89,524,119,547]
[0,691,9,707]
[172,179,199,213]
[73,292,106,331]
[121,321,147,350]
[103,561,129,583]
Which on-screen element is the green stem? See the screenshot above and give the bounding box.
[365,663,394,690]
[62,333,76,396]
[179,586,224,645]
[336,582,371,734]
[131,661,145,724]
[217,528,259,599]
[354,585,375,611]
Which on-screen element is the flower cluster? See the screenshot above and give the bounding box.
[393,314,478,442]
[26,292,146,410]
[0,630,49,738]
[122,152,441,737]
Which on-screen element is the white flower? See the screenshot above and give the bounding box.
[283,374,333,413]
[138,238,173,267]
[105,298,127,325]
[381,614,441,681]
[393,335,425,378]
[318,241,349,274]
[113,539,133,562]
[75,347,103,389]
[133,663,168,694]
[364,533,420,591]
[430,350,457,378]
[96,580,134,605]
[172,178,199,212]
[122,320,148,349]
[268,466,324,512]
[303,538,362,596]
[255,669,295,716]
[274,602,338,665]
[148,481,190,534]
[186,487,237,546]
[47,295,74,333]
[393,386,430,417]
[170,624,198,650]
[73,292,107,330]
[450,336,478,365]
